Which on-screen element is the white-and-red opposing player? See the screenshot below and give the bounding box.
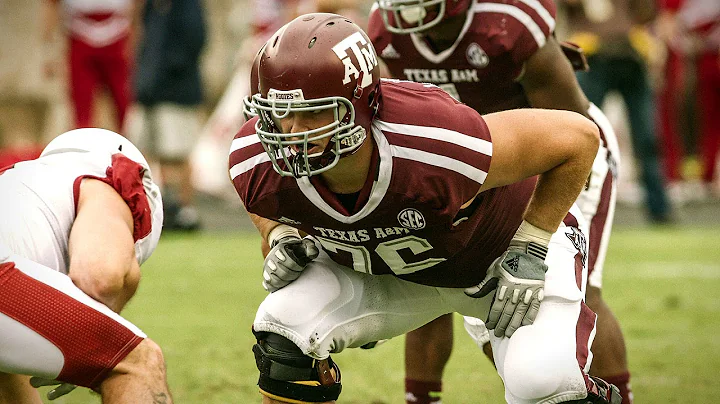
[41,0,136,130]
[367,1,630,402]
[0,128,171,403]
[230,13,620,403]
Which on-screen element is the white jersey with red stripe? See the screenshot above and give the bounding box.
[0,150,162,274]
[56,0,132,47]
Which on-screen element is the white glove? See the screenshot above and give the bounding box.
[29,377,77,400]
[465,240,548,338]
[263,236,319,292]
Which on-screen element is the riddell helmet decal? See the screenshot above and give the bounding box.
[332,32,379,88]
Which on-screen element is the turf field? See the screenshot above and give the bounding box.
[40,227,720,403]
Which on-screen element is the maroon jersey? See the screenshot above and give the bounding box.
[368,0,556,114]
[230,80,536,287]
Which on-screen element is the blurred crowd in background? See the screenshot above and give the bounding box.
[0,0,718,229]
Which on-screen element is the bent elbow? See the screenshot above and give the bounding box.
[69,259,140,312]
[572,115,600,166]
[580,116,601,156]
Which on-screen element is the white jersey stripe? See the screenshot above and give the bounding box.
[516,0,555,33]
[473,3,546,48]
[391,145,488,184]
[375,120,492,157]
[229,135,261,154]
[230,152,271,180]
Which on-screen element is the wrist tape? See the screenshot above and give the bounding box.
[268,224,300,247]
[511,220,552,260]
[513,220,552,246]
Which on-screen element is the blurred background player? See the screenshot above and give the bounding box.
[0,128,170,403]
[368,0,632,402]
[562,0,672,224]
[40,0,137,132]
[128,0,207,231]
[656,0,720,203]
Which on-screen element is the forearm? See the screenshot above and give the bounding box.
[511,112,599,232]
[521,36,591,118]
[69,179,140,313]
[523,153,593,232]
[69,257,139,313]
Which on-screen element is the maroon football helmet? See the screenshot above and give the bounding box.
[250,13,381,178]
[376,0,472,34]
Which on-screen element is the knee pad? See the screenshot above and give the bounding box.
[252,330,342,403]
[502,329,583,401]
[560,376,622,404]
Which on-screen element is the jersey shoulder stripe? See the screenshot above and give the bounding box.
[230,149,270,180]
[375,118,492,185]
[375,120,492,157]
[474,3,546,48]
[514,0,555,32]
[476,0,555,31]
[390,145,488,184]
[228,119,269,180]
[229,133,261,154]
[473,0,555,48]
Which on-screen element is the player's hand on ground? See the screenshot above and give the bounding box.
[464,242,548,338]
[29,377,77,400]
[263,236,319,292]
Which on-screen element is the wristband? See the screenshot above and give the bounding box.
[267,224,300,247]
[512,220,552,248]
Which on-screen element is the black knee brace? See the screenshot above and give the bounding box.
[252,330,342,403]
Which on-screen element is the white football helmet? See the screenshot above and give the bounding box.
[41,128,163,265]
[41,128,151,172]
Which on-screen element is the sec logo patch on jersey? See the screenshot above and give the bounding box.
[398,208,425,230]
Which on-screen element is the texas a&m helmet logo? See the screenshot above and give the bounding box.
[565,227,587,266]
[332,32,378,88]
[398,208,426,230]
[466,43,489,68]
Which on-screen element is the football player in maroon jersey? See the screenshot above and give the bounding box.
[231,13,621,404]
[0,129,172,403]
[368,1,631,403]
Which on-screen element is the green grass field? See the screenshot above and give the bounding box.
[41,227,720,403]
